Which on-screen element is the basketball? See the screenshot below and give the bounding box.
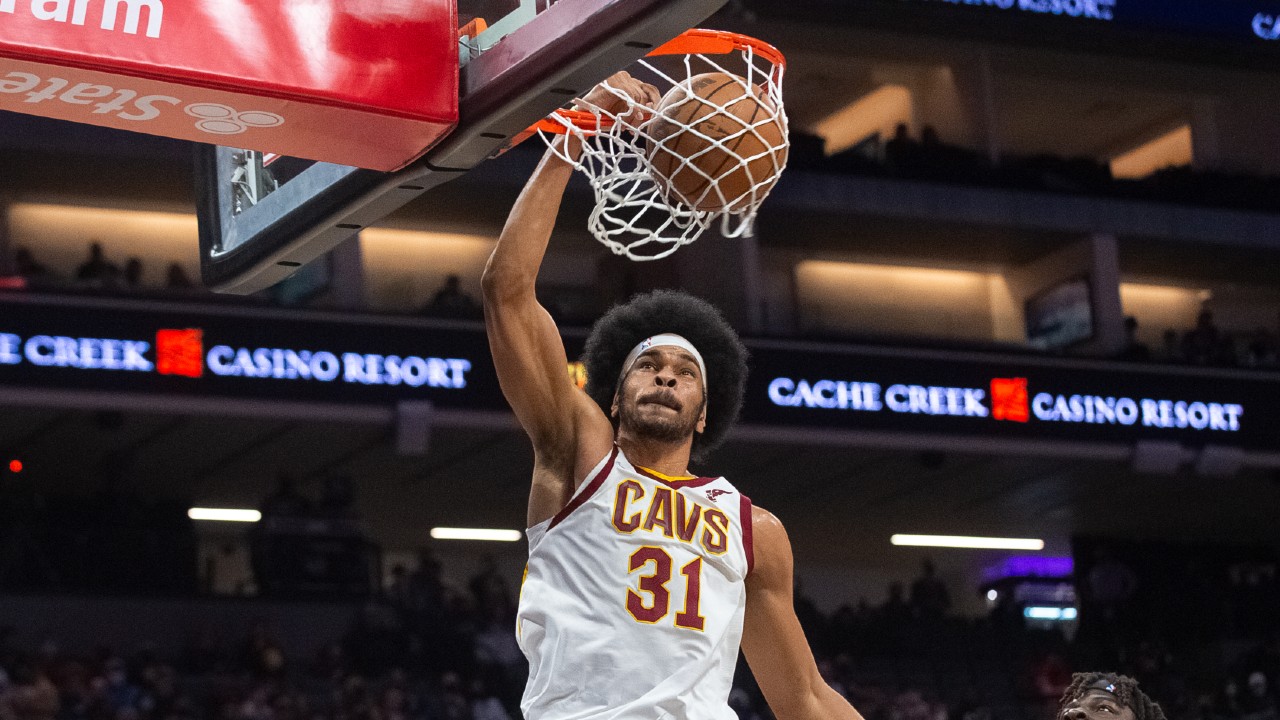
[644,72,788,213]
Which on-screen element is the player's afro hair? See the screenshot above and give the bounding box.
[582,290,748,463]
[1059,673,1167,720]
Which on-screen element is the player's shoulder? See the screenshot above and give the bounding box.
[748,504,789,546]
[744,504,792,585]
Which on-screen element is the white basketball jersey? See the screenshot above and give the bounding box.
[517,446,754,720]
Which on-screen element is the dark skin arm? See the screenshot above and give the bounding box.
[481,73,660,527]
[741,505,865,720]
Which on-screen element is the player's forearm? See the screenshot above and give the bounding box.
[775,682,865,720]
[814,685,865,720]
[482,147,574,303]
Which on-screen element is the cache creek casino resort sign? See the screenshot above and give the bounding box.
[0,297,495,409]
[744,340,1278,451]
[1,296,1277,451]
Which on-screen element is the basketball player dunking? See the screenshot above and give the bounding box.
[482,73,864,720]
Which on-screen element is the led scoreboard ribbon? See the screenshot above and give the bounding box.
[1,296,1278,451]
[814,0,1280,46]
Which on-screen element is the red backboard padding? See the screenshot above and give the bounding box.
[0,0,459,171]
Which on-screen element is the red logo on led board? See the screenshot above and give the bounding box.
[156,328,204,378]
[990,377,1030,423]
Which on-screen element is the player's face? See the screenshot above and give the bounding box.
[613,347,707,443]
[1060,691,1135,720]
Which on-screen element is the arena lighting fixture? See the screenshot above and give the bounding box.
[1023,606,1078,621]
[430,527,523,542]
[890,534,1045,550]
[1109,125,1193,180]
[187,508,263,523]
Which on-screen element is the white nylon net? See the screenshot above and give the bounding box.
[539,34,788,261]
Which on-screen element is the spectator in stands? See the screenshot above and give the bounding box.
[889,688,942,720]
[881,581,913,625]
[918,125,949,180]
[1120,317,1152,361]
[437,671,471,720]
[1058,673,1167,720]
[1245,328,1278,368]
[424,275,481,319]
[2,656,59,720]
[1244,634,1280,698]
[12,248,50,282]
[241,623,287,680]
[729,686,765,720]
[101,657,142,715]
[237,683,273,720]
[1240,672,1278,720]
[165,263,194,290]
[75,242,120,287]
[829,601,866,655]
[885,123,921,177]
[473,606,522,678]
[469,678,511,720]
[1219,678,1247,720]
[405,549,448,621]
[1159,329,1184,363]
[468,555,510,616]
[793,577,828,645]
[1183,310,1222,365]
[909,558,952,620]
[137,660,182,720]
[122,258,144,289]
[386,563,413,608]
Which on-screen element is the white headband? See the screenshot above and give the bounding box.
[619,333,708,391]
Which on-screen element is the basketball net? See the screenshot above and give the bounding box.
[537,30,788,261]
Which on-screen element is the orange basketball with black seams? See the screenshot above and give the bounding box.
[644,72,788,213]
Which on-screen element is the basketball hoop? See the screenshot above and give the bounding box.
[537,29,788,261]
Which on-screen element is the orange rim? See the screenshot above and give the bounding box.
[533,109,617,135]
[647,28,786,69]
[528,28,784,138]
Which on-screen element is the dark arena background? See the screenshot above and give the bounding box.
[2,1,1280,719]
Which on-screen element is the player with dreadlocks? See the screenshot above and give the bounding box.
[1058,673,1168,720]
[482,72,863,720]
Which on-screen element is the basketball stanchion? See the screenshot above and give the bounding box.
[534,29,789,261]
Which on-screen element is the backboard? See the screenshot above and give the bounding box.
[196,0,730,294]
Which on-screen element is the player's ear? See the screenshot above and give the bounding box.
[695,404,707,434]
[610,391,620,418]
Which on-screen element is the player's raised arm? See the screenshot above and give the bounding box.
[741,506,866,720]
[481,73,659,524]
[481,137,585,443]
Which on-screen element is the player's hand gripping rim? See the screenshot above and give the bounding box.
[555,71,661,160]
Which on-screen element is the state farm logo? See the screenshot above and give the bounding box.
[0,0,164,39]
[186,103,284,135]
[0,71,286,137]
